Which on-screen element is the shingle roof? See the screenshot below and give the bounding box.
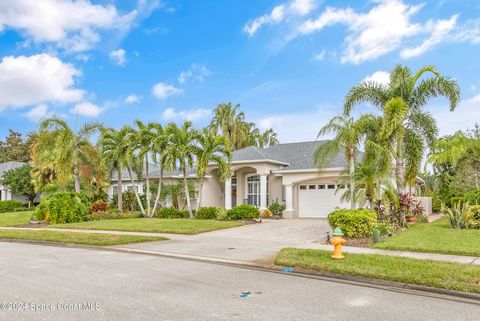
[0,161,26,177]
[232,140,355,171]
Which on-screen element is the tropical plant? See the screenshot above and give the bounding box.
[444,202,476,229]
[164,121,199,218]
[195,128,231,211]
[316,114,375,209]
[344,65,461,192]
[32,117,103,193]
[268,201,286,215]
[35,192,90,223]
[256,128,279,148]
[99,128,129,210]
[150,123,169,214]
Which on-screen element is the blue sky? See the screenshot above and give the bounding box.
[0,0,479,142]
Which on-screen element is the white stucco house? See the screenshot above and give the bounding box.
[0,161,27,202]
[109,140,354,218]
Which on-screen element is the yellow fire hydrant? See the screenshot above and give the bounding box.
[330,227,346,260]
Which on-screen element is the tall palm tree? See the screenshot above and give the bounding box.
[99,128,129,210]
[34,117,102,193]
[133,120,155,217]
[344,65,461,192]
[210,102,246,150]
[150,123,170,214]
[164,121,199,218]
[315,114,374,209]
[256,128,279,148]
[195,128,231,211]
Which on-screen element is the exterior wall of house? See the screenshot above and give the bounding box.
[201,172,224,208]
[268,174,283,205]
[0,184,27,203]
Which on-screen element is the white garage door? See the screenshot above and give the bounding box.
[298,183,347,218]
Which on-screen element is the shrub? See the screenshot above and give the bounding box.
[450,196,464,205]
[0,200,24,213]
[376,221,394,236]
[328,209,377,238]
[260,209,272,218]
[35,192,90,224]
[216,208,228,220]
[226,204,260,220]
[444,202,476,229]
[155,207,190,219]
[464,189,480,205]
[432,195,442,213]
[268,201,286,215]
[468,205,480,224]
[195,207,218,219]
[90,200,108,213]
[85,209,142,221]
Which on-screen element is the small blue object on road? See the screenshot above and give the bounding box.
[281,267,294,273]
[240,293,249,298]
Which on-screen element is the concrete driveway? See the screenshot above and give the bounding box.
[115,219,331,264]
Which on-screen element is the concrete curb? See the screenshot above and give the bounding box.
[1,238,479,304]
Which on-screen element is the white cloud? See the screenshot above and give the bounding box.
[162,107,211,121]
[124,94,142,104]
[177,63,211,84]
[0,0,136,52]
[26,104,50,122]
[0,53,84,111]
[109,48,126,66]
[313,49,326,61]
[401,15,458,59]
[70,101,103,118]
[453,19,480,44]
[152,82,184,100]
[256,105,337,143]
[362,71,390,87]
[244,0,315,36]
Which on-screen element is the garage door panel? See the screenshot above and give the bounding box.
[298,184,347,218]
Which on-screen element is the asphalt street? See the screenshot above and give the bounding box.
[0,242,478,321]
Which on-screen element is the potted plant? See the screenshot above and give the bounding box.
[268,201,286,220]
[405,210,416,223]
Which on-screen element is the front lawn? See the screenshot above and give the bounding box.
[373,217,480,257]
[0,229,166,246]
[276,248,480,293]
[50,218,243,234]
[0,211,34,227]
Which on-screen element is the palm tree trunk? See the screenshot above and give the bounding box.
[145,156,151,217]
[73,160,81,193]
[195,177,204,212]
[348,145,356,210]
[117,166,123,211]
[183,167,193,218]
[152,165,163,214]
[396,133,406,194]
[127,166,146,216]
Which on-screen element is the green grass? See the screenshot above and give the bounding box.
[50,218,243,234]
[0,211,34,227]
[373,217,480,256]
[276,248,480,293]
[0,229,166,246]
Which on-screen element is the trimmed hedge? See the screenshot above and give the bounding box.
[86,209,142,221]
[155,207,190,219]
[226,204,260,220]
[35,192,90,224]
[0,200,24,213]
[328,209,377,238]
[195,207,218,219]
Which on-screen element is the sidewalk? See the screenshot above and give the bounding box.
[293,243,480,265]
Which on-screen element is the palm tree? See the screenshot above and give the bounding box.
[99,128,129,210]
[256,128,279,148]
[150,123,169,214]
[132,120,156,217]
[164,121,199,218]
[315,114,373,209]
[195,128,231,212]
[34,117,102,193]
[344,65,461,192]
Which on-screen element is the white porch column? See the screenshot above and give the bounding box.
[260,174,267,210]
[285,184,293,211]
[225,177,232,209]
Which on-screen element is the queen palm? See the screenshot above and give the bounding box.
[344,65,460,192]
[34,117,102,193]
[315,114,373,209]
[195,128,231,212]
[256,128,279,148]
[164,121,199,218]
[210,102,246,150]
[99,128,129,210]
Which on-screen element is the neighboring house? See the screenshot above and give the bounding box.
[0,161,27,202]
[110,141,353,218]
